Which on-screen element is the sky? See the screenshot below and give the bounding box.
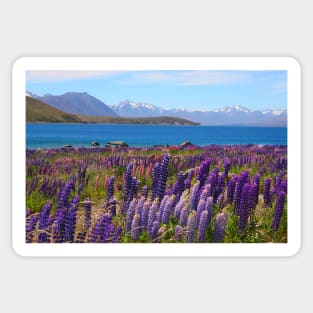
[26,70,287,110]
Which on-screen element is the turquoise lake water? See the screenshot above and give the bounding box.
[26,123,287,149]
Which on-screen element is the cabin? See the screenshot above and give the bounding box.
[105,141,129,148]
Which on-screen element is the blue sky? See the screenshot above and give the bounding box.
[26,70,287,110]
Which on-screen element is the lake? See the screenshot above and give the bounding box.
[26,123,287,149]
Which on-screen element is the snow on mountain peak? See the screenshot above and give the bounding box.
[234,105,250,112]
[113,100,164,112]
[212,105,250,113]
[262,109,285,116]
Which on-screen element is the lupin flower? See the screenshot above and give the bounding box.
[122,163,133,212]
[185,211,196,243]
[271,191,286,231]
[208,169,218,199]
[151,162,160,200]
[174,191,187,219]
[112,226,123,243]
[161,195,175,224]
[199,188,208,202]
[196,199,206,227]
[38,201,52,229]
[248,183,258,212]
[147,200,159,234]
[141,185,149,199]
[263,178,271,206]
[38,233,50,243]
[233,171,249,214]
[130,177,140,200]
[197,158,211,187]
[131,214,141,240]
[150,221,160,242]
[280,179,287,193]
[238,183,250,232]
[174,225,183,241]
[177,171,185,196]
[158,195,170,223]
[26,214,39,233]
[189,181,200,211]
[106,176,115,200]
[212,211,228,243]
[53,207,67,243]
[197,210,209,242]
[223,159,231,177]
[184,169,194,190]
[205,196,213,227]
[126,198,137,233]
[157,153,171,201]
[141,200,151,229]
[179,206,188,226]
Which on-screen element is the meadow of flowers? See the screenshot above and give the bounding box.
[26,144,287,243]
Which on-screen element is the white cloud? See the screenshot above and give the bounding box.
[124,71,248,86]
[26,70,124,83]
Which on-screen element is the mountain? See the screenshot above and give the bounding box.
[111,100,165,117]
[33,92,118,116]
[111,101,287,126]
[26,96,82,123]
[26,96,198,125]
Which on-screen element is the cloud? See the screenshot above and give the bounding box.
[123,70,248,86]
[26,70,124,83]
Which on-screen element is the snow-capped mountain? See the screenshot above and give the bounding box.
[110,101,287,126]
[111,100,166,117]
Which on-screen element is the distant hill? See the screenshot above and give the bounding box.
[75,115,199,125]
[26,96,82,123]
[111,100,287,127]
[33,92,117,116]
[26,97,198,125]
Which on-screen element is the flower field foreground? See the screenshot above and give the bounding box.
[26,145,287,243]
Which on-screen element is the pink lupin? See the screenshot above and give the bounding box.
[104,175,109,188]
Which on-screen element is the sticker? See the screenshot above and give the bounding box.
[12,57,301,256]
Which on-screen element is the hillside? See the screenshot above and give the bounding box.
[26,97,198,125]
[26,96,82,123]
[75,115,199,125]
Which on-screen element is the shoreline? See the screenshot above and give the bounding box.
[26,143,288,151]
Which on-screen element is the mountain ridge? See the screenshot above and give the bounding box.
[111,100,287,126]
[27,92,287,126]
[32,92,118,117]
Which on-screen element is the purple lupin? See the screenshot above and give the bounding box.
[271,191,286,231]
[212,211,228,243]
